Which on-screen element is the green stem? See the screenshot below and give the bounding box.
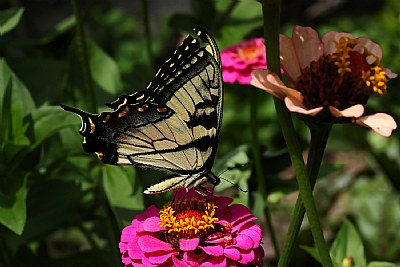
[278,123,332,267]
[141,0,154,77]
[249,86,280,258]
[259,0,334,266]
[71,0,96,113]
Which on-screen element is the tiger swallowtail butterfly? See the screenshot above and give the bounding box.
[61,27,223,194]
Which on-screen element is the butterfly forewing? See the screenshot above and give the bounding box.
[61,27,222,194]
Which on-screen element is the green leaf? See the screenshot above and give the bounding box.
[0,8,24,35]
[367,262,400,267]
[102,165,143,210]
[0,58,36,124]
[215,1,262,48]
[349,178,400,259]
[0,59,35,163]
[30,105,79,150]
[37,16,75,45]
[0,176,27,235]
[5,179,83,249]
[330,219,367,266]
[87,39,123,94]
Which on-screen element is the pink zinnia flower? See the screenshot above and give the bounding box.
[221,38,266,84]
[251,25,398,136]
[119,190,264,266]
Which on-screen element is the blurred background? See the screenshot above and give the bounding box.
[1,0,399,266]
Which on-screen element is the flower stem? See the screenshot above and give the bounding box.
[249,85,280,258]
[278,123,331,267]
[71,0,96,113]
[259,0,334,266]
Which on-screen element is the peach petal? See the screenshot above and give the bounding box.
[279,34,301,81]
[385,68,398,79]
[250,69,286,99]
[328,104,365,118]
[292,26,323,69]
[356,113,397,137]
[355,37,382,60]
[251,69,303,101]
[284,97,323,116]
[321,32,354,55]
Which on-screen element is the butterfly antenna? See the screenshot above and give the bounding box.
[217,163,248,193]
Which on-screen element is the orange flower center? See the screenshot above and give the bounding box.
[294,37,390,118]
[237,44,261,60]
[158,197,218,250]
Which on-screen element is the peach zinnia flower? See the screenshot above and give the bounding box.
[251,25,397,136]
[221,38,266,84]
[119,190,264,266]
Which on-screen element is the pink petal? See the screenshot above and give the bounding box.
[138,235,173,253]
[142,205,160,219]
[322,31,354,55]
[120,225,136,242]
[224,247,241,261]
[251,69,302,100]
[222,69,239,84]
[356,113,397,136]
[127,236,143,259]
[172,256,194,267]
[253,246,265,266]
[279,34,301,81]
[179,238,200,251]
[148,250,177,265]
[292,26,323,69]
[200,256,226,267]
[284,96,323,116]
[328,104,365,118]
[213,195,233,209]
[235,234,254,250]
[229,204,255,224]
[238,248,255,264]
[142,216,163,232]
[184,250,206,266]
[199,245,224,256]
[239,224,263,248]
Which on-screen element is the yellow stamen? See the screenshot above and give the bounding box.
[362,65,388,95]
[159,198,218,240]
[331,37,357,76]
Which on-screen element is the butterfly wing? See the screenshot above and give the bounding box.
[62,27,222,193]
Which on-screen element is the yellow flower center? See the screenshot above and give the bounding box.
[158,197,218,249]
[237,43,261,60]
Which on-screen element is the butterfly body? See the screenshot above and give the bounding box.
[62,27,223,194]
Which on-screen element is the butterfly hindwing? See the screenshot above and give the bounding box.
[62,27,222,194]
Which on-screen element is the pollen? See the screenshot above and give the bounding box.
[362,65,388,95]
[158,197,218,249]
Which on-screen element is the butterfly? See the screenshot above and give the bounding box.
[61,27,223,194]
